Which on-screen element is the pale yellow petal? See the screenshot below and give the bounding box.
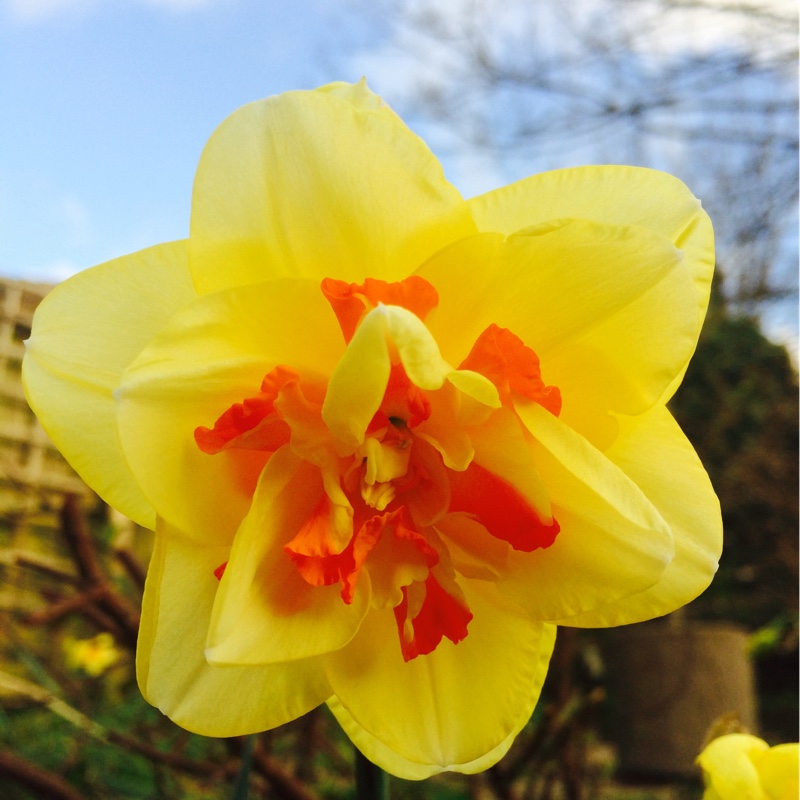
[206,447,369,665]
[22,241,195,528]
[556,407,721,627]
[468,165,714,322]
[137,519,331,737]
[117,278,341,542]
[469,166,714,412]
[502,400,673,620]
[324,581,555,773]
[190,84,474,295]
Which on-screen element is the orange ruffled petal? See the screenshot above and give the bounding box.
[286,503,439,607]
[322,276,439,343]
[394,573,473,662]
[194,365,298,453]
[459,324,561,415]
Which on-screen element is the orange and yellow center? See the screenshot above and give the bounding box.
[195,276,562,661]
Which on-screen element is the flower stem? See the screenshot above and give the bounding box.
[232,734,255,800]
[355,748,390,800]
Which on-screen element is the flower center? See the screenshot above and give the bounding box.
[194,275,562,661]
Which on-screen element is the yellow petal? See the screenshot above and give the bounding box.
[116,278,341,542]
[189,83,474,295]
[324,581,555,775]
[23,241,196,528]
[322,304,452,447]
[206,447,369,665]
[756,743,799,800]
[137,518,331,737]
[503,400,673,620]
[468,165,714,324]
[697,734,769,800]
[469,166,714,412]
[329,697,525,781]
[556,406,721,626]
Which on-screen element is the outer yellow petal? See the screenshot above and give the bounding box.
[500,401,673,620]
[556,406,721,627]
[329,697,526,781]
[116,279,341,542]
[189,82,475,295]
[137,519,331,737]
[468,165,714,327]
[22,242,196,528]
[697,734,769,800]
[757,743,799,800]
[206,447,369,665]
[324,582,556,775]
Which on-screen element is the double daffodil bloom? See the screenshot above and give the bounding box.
[23,81,722,778]
[698,734,799,799]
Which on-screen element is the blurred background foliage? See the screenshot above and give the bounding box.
[1,0,797,797]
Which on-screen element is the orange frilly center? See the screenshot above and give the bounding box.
[194,276,561,662]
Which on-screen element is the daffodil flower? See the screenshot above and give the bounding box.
[23,80,722,778]
[64,632,121,677]
[698,734,799,800]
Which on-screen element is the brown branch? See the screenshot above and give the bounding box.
[24,585,107,625]
[11,552,81,585]
[53,496,141,647]
[115,547,147,591]
[60,495,104,584]
[0,750,84,800]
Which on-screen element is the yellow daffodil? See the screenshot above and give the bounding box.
[22,80,721,778]
[64,632,121,677]
[698,734,799,800]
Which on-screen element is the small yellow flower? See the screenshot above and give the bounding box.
[698,734,799,800]
[23,81,721,778]
[64,633,121,677]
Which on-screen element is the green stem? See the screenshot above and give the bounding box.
[232,734,255,800]
[355,748,390,800]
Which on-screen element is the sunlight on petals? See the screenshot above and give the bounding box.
[190,84,475,295]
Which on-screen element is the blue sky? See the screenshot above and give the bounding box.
[0,0,373,281]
